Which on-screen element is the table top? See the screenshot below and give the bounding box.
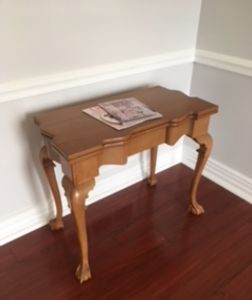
[34,86,218,159]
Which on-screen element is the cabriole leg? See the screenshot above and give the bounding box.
[189,134,213,215]
[40,146,64,230]
[62,176,95,283]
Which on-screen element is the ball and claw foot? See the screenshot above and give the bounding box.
[49,218,64,231]
[189,203,205,216]
[76,264,92,284]
[148,176,157,187]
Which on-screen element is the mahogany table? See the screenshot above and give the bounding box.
[34,86,218,283]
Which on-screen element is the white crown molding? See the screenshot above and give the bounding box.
[183,145,252,205]
[195,49,252,77]
[0,49,194,104]
[0,143,182,245]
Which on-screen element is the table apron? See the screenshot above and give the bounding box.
[57,116,210,186]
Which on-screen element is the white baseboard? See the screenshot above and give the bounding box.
[183,145,252,204]
[2,142,252,245]
[2,48,252,246]
[0,143,183,245]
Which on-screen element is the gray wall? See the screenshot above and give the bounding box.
[191,0,252,178]
[191,65,252,178]
[197,0,252,59]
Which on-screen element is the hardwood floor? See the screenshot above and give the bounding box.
[1,164,252,300]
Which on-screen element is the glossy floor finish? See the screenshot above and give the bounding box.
[1,164,252,300]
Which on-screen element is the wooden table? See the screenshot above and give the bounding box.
[34,86,218,283]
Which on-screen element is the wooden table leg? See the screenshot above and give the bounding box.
[148,146,158,187]
[40,146,64,230]
[62,176,95,283]
[189,133,213,215]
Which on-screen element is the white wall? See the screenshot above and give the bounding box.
[0,1,202,244]
[0,0,201,83]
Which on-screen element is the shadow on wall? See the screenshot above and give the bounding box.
[21,113,54,218]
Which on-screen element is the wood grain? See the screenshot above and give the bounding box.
[1,165,252,300]
[62,176,95,283]
[40,146,64,230]
[148,146,158,187]
[34,86,218,159]
[35,86,218,283]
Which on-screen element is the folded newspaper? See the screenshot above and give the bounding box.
[83,97,162,130]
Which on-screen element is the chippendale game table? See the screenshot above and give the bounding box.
[34,86,218,283]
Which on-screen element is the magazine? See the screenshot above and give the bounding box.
[99,97,158,123]
[83,98,162,130]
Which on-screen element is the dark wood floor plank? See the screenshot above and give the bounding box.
[209,263,252,300]
[125,200,251,298]
[158,222,252,300]
[1,164,252,300]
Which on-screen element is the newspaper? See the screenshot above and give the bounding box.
[83,98,162,130]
